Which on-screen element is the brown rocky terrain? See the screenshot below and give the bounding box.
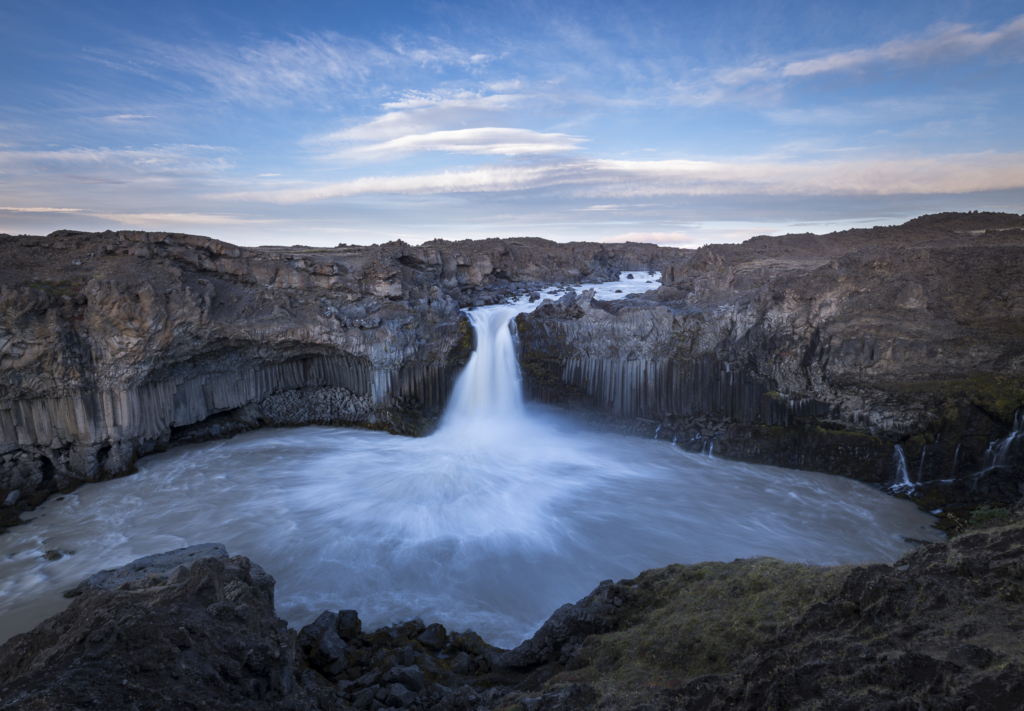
[0,229,673,530]
[2,504,1023,710]
[517,212,1024,519]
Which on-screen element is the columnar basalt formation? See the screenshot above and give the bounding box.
[0,229,675,526]
[517,213,1024,511]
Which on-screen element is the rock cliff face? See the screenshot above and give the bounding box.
[0,229,672,527]
[517,213,1024,512]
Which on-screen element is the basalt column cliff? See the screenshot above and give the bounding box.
[0,230,671,524]
[517,213,1024,514]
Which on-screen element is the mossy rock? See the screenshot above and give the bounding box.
[970,505,1011,526]
[876,373,1024,424]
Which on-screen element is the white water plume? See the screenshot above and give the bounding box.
[0,272,944,649]
[441,306,525,432]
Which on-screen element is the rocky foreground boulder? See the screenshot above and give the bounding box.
[4,504,1024,710]
[0,550,301,710]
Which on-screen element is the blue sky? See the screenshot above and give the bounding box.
[1,0,1022,246]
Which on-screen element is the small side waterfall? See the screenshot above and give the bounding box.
[978,409,1024,474]
[892,445,913,491]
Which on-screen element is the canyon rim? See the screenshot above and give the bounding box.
[1,212,1023,710]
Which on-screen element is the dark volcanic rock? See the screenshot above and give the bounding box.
[0,230,673,527]
[497,579,636,671]
[63,542,228,596]
[517,212,1024,507]
[0,551,310,710]
[6,509,1024,710]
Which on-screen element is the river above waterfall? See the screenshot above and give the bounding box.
[0,272,944,648]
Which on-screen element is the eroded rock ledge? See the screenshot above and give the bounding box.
[3,505,1024,710]
[0,229,673,528]
[517,212,1024,517]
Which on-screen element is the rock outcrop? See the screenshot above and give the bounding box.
[517,212,1024,514]
[0,548,305,710]
[0,230,672,529]
[5,506,1024,710]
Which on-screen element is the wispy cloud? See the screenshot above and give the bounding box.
[219,152,1024,203]
[390,36,492,68]
[104,114,156,123]
[0,206,82,212]
[599,231,700,245]
[673,14,1024,107]
[321,91,522,143]
[137,32,392,104]
[96,32,492,106]
[342,127,584,159]
[0,145,233,176]
[783,15,1024,77]
[93,212,278,226]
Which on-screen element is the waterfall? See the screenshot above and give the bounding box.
[951,444,960,477]
[440,305,525,433]
[439,272,665,434]
[978,409,1023,474]
[653,424,661,440]
[892,445,913,491]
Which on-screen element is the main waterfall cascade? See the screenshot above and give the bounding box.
[442,306,526,430]
[0,273,944,648]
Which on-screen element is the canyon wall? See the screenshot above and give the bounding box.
[3,214,1023,524]
[517,213,1024,511]
[0,229,675,521]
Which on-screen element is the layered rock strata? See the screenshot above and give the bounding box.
[517,213,1024,512]
[4,507,1024,710]
[0,229,672,526]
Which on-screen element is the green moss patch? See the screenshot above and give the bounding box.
[557,558,848,698]
[23,279,84,297]
[876,373,1024,423]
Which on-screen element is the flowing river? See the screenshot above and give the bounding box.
[0,273,943,648]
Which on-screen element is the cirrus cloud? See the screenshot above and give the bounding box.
[219,152,1024,204]
[783,15,1024,77]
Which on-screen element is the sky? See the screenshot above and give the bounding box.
[1,0,1022,247]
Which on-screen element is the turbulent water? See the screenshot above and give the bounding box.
[0,273,943,648]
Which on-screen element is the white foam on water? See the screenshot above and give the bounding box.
[0,271,944,648]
